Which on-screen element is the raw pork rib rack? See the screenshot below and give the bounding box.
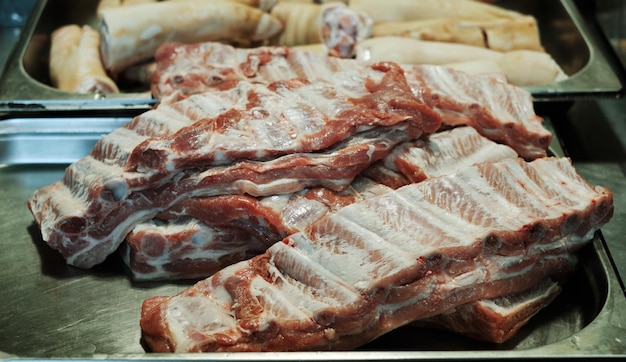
[140,157,613,352]
[27,41,610,350]
[152,42,551,159]
[28,61,440,269]
[123,126,519,281]
[122,175,391,281]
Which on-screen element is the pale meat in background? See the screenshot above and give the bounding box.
[49,24,119,94]
[169,0,278,12]
[49,0,568,94]
[356,37,567,86]
[97,0,278,12]
[98,0,283,74]
[348,0,522,24]
[371,15,543,52]
[269,1,372,58]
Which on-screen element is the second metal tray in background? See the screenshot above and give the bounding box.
[0,0,622,116]
[0,115,624,359]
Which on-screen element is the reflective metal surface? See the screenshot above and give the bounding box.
[0,117,130,164]
[0,0,622,115]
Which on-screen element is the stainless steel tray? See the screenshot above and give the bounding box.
[0,116,625,359]
[0,0,622,116]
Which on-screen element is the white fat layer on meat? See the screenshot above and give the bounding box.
[68,159,128,202]
[482,279,560,314]
[279,197,330,232]
[94,128,142,165]
[143,74,386,170]
[248,276,314,325]
[34,187,81,241]
[149,158,612,351]
[375,275,441,315]
[230,178,349,198]
[493,253,578,282]
[287,82,353,119]
[66,208,160,267]
[37,185,84,229]
[500,158,600,220]
[268,241,360,308]
[412,65,538,132]
[371,187,484,252]
[126,219,268,280]
[449,168,533,227]
[168,92,234,124]
[416,174,517,230]
[351,176,393,198]
[293,211,419,290]
[95,106,196,167]
[365,143,377,161]
[259,193,293,213]
[167,294,238,352]
[405,127,519,177]
[528,227,599,256]
[532,158,601,205]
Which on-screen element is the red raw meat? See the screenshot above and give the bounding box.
[29,122,422,269]
[416,278,563,343]
[128,62,440,174]
[362,126,519,188]
[403,65,550,159]
[151,41,550,159]
[122,218,268,281]
[123,126,517,281]
[140,157,613,352]
[123,176,391,281]
[28,62,439,269]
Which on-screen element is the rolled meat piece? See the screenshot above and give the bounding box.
[49,24,119,94]
[99,0,283,74]
[97,0,123,11]
[269,1,372,58]
[169,0,279,12]
[372,15,543,52]
[289,43,329,56]
[97,0,160,14]
[276,0,348,4]
[355,36,502,65]
[349,0,522,24]
[486,50,568,86]
[445,51,569,86]
[355,37,567,86]
[100,0,275,13]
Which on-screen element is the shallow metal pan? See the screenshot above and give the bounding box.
[0,116,624,359]
[0,0,622,116]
